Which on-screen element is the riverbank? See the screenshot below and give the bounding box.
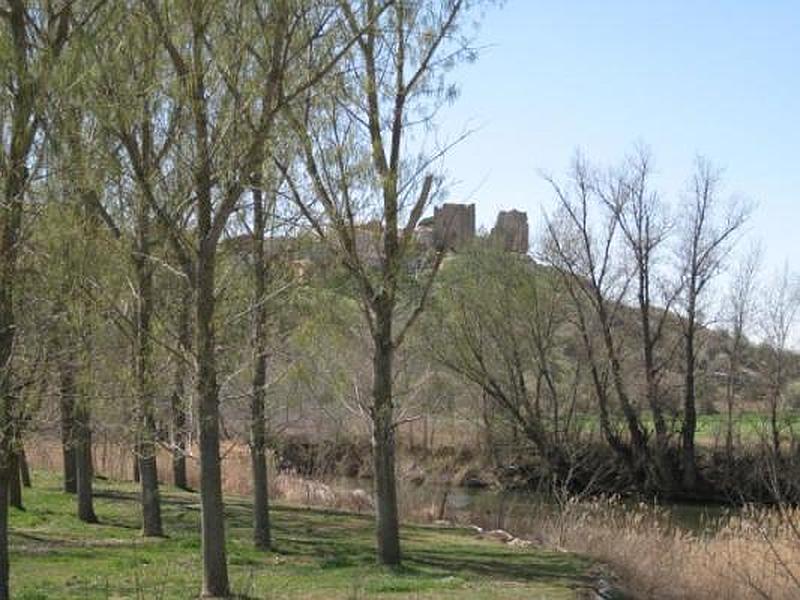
[237,434,800,505]
[16,461,800,598]
[25,432,800,506]
[9,472,598,599]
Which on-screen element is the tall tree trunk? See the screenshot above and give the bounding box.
[770,383,781,459]
[138,447,162,536]
[170,389,188,489]
[572,299,635,473]
[19,445,30,488]
[170,394,189,490]
[682,316,698,491]
[0,348,11,598]
[132,452,140,483]
[171,285,191,490]
[0,166,23,600]
[196,246,230,597]
[0,462,8,600]
[371,309,401,566]
[74,402,97,524]
[0,107,24,600]
[58,354,77,493]
[53,301,79,494]
[249,429,271,551]
[640,304,674,492]
[725,343,739,469]
[250,187,271,550]
[598,305,650,485]
[7,451,22,510]
[170,387,188,489]
[481,391,497,466]
[0,4,63,594]
[133,193,163,537]
[647,373,674,492]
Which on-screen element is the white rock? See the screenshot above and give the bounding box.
[349,488,374,512]
[483,529,514,543]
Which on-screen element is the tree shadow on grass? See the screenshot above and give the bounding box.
[234,502,589,589]
[12,530,144,554]
[95,488,199,508]
[89,483,590,592]
[405,547,591,587]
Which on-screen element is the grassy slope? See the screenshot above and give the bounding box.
[10,473,592,599]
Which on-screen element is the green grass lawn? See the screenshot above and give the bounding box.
[9,472,594,599]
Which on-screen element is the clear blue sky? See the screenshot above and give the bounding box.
[438,0,799,274]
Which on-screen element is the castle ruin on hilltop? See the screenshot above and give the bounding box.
[415,203,529,254]
[434,203,476,250]
[490,209,529,254]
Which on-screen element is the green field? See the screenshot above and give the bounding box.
[9,473,594,599]
[694,412,800,438]
[572,411,800,444]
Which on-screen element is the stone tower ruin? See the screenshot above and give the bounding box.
[491,209,529,254]
[433,203,475,250]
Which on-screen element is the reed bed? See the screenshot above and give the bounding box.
[479,497,800,600]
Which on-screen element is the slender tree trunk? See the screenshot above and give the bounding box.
[0,359,11,599]
[250,437,271,551]
[771,384,781,458]
[7,451,22,510]
[19,445,30,488]
[0,267,13,597]
[171,284,191,490]
[133,194,163,537]
[598,306,649,484]
[171,391,188,489]
[4,415,22,510]
[132,452,140,483]
[481,390,497,466]
[371,309,401,566]
[138,449,162,536]
[196,245,230,597]
[0,7,51,589]
[725,344,739,468]
[573,301,632,469]
[58,346,77,493]
[171,394,188,489]
[0,462,8,600]
[74,402,97,524]
[648,376,673,492]
[0,69,27,600]
[2,208,22,508]
[640,309,674,492]
[682,316,698,491]
[250,187,271,550]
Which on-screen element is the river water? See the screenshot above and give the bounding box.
[332,476,735,534]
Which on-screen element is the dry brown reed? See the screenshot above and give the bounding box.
[489,497,800,600]
[25,438,381,513]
